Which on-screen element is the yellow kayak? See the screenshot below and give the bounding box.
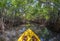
[18,29,40,41]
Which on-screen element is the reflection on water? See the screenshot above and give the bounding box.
[0,24,60,41]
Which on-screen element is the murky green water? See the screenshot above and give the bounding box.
[0,23,60,41]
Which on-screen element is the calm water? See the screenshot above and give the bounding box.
[0,24,60,41]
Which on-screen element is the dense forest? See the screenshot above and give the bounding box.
[0,0,60,41]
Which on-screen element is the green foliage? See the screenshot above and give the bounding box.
[0,0,59,21]
[0,0,7,7]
